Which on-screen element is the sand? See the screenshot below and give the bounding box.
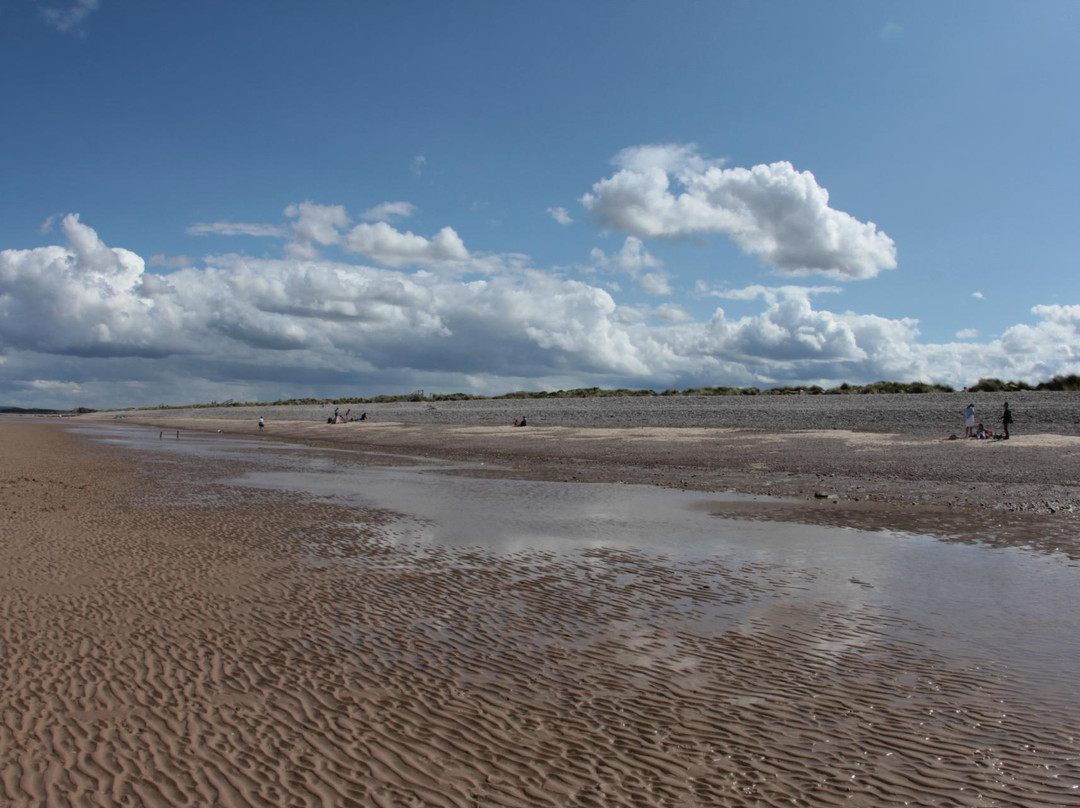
[91,391,1080,557]
[2,414,1079,807]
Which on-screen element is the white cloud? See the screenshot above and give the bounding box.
[547,207,573,225]
[972,291,984,299]
[0,215,165,358]
[591,237,656,270]
[956,328,979,339]
[613,236,661,273]
[411,155,427,178]
[187,221,288,238]
[704,290,897,365]
[591,237,667,295]
[362,201,418,222]
[610,143,715,175]
[652,303,693,323]
[187,204,473,269]
[285,202,349,247]
[581,144,897,279]
[342,222,469,268]
[40,0,99,34]
[2,215,1078,409]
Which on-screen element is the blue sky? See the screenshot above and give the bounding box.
[2,1,1078,409]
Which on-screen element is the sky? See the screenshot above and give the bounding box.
[1,1,1078,409]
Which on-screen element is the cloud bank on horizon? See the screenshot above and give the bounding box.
[2,144,1078,409]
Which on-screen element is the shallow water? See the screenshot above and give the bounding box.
[68,421,1080,805]
[81,423,1080,687]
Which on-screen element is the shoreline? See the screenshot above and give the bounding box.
[72,394,1080,558]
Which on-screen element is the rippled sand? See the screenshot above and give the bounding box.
[2,422,1078,807]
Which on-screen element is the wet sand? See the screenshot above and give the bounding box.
[89,392,1080,557]
[2,419,1079,806]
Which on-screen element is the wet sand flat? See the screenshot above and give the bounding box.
[2,420,1079,807]
[91,392,1080,557]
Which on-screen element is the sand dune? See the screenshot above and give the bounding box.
[2,421,1078,806]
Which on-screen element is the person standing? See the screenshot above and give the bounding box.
[258,416,265,431]
[1001,402,1012,440]
[964,403,976,438]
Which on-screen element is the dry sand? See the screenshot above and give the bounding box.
[2,414,1080,807]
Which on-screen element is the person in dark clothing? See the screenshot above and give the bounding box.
[1001,402,1013,439]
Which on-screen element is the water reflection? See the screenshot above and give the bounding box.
[77,422,1080,690]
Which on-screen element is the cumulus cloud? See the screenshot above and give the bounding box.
[285,202,349,247]
[610,143,713,175]
[342,222,469,268]
[547,207,573,225]
[590,237,669,295]
[0,215,167,358]
[581,144,897,279]
[40,0,99,33]
[362,201,418,222]
[956,328,979,339]
[614,236,661,273]
[702,287,908,366]
[2,215,1078,410]
[972,291,984,299]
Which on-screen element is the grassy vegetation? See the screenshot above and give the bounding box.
[968,374,1080,393]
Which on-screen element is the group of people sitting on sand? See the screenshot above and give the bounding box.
[963,402,1012,440]
[328,408,366,424]
[513,416,528,427]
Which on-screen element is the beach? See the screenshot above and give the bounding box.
[96,391,1080,556]
[2,397,1080,806]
